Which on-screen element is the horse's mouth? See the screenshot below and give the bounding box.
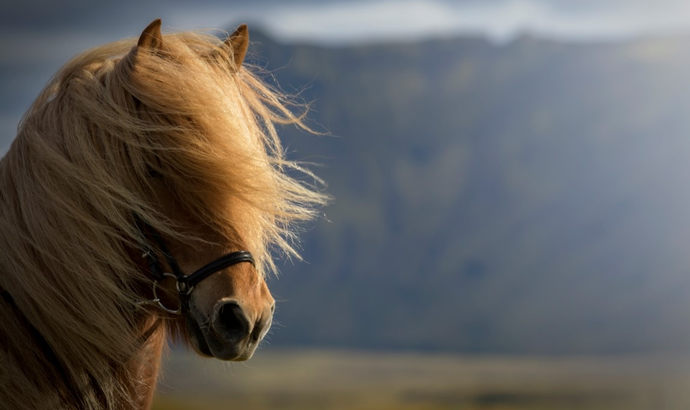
[185,314,213,357]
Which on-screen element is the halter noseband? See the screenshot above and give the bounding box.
[134,216,254,314]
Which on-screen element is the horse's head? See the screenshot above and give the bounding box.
[123,20,286,361]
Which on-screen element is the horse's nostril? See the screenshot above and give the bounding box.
[214,301,251,343]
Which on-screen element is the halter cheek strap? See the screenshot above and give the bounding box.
[134,215,254,314]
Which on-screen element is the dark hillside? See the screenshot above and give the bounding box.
[247,31,690,354]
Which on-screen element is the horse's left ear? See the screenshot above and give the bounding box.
[137,19,167,52]
[225,24,249,69]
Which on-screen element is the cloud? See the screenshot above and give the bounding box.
[5,0,690,48]
[166,0,690,44]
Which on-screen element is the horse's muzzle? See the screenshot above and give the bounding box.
[187,298,274,361]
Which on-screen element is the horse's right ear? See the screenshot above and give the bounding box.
[137,19,167,52]
[225,24,249,69]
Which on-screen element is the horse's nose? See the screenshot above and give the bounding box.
[212,300,274,345]
[213,300,251,344]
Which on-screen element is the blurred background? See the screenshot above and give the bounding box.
[5,1,690,409]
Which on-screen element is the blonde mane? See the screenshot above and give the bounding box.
[0,29,326,410]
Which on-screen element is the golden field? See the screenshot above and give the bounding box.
[152,349,690,410]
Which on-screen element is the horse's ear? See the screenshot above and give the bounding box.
[225,24,249,69]
[137,19,167,51]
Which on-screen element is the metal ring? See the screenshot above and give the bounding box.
[164,272,193,296]
[152,274,183,315]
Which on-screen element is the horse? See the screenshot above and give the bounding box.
[0,19,326,410]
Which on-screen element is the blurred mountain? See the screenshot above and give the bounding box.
[245,30,690,354]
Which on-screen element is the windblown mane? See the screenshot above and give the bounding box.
[0,30,326,409]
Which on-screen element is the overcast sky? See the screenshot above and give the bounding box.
[4,0,690,47]
[4,0,690,69]
[3,0,690,151]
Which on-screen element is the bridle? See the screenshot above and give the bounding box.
[134,216,254,315]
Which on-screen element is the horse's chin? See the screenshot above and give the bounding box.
[185,312,258,361]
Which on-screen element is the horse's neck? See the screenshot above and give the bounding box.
[127,317,167,410]
[0,297,167,410]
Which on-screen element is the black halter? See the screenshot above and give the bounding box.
[134,216,254,314]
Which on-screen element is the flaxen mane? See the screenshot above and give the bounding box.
[0,21,326,410]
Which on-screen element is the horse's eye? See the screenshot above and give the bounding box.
[146,166,162,178]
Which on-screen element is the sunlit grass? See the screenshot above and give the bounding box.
[151,349,690,410]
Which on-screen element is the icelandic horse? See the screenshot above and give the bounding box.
[0,19,326,410]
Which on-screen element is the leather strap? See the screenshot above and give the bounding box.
[133,214,254,313]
